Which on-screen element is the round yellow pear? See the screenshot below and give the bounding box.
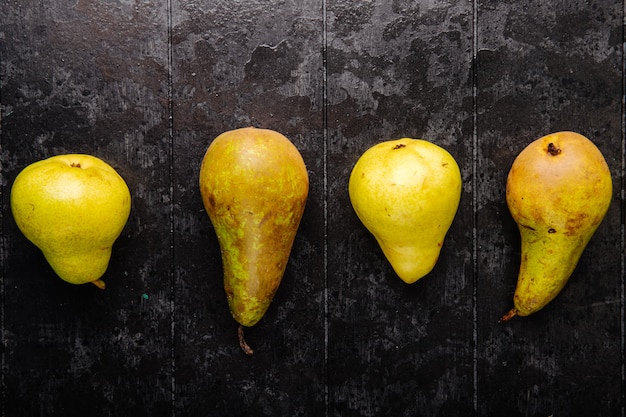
[349,138,462,283]
[10,154,131,289]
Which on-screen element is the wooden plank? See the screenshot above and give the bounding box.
[325,1,476,414]
[475,1,624,415]
[0,0,173,415]
[169,1,326,415]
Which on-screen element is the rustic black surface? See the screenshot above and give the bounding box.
[1,1,624,416]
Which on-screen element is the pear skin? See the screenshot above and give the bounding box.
[10,154,131,289]
[348,139,462,284]
[199,127,308,351]
[501,131,612,321]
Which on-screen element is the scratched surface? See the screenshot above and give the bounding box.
[1,0,624,416]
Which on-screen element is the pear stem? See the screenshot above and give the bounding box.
[238,325,254,356]
[91,279,106,290]
[499,308,517,323]
[547,142,561,156]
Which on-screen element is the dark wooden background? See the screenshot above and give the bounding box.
[1,0,624,416]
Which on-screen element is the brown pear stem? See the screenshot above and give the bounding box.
[499,308,517,323]
[547,142,561,156]
[91,279,106,290]
[238,325,254,356]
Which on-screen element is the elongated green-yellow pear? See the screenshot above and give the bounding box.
[199,127,308,354]
[10,154,131,289]
[349,138,462,284]
[501,131,612,321]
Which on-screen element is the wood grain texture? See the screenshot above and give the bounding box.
[170,1,326,416]
[1,0,173,416]
[326,1,475,415]
[476,1,623,416]
[1,0,624,416]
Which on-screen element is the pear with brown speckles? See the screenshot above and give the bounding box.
[501,131,612,322]
[199,127,308,354]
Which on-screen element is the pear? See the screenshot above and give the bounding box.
[501,131,612,321]
[199,127,308,354]
[10,154,131,289]
[348,138,462,283]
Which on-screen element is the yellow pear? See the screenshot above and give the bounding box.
[348,138,462,284]
[501,131,612,321]
[199,127,308,354]
[10,154,131,289]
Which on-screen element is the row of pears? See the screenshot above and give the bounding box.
[10,128,612,354]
